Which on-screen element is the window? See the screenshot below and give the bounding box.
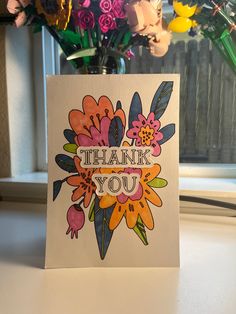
[36,27,236,179]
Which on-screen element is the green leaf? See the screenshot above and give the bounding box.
[63,143,78,154]
[133,216,148,246]
[58,30,82,45]
[147,178,168,188]
[67,47,97,61]
[122,31,132,46]
[89,200,95,222]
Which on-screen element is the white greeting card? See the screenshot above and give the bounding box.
[45,74,179,268]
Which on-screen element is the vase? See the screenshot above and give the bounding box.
[77,56,126,75]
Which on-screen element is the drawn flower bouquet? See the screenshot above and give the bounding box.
[53,81,175,259]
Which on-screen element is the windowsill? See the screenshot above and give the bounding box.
[0,171,235,215]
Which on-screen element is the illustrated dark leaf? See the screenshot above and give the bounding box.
[116,100,122,110]
[53,180,63,201]
[108,116,124,147]
[55,154,77,173]
[63,129,77,144]
[128,92,142,129]
[133,216,148,245]
[150,81,174,120]
[158,124,176,145]
[94,196,114,260]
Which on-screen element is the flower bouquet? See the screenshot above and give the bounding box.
[6,0,172,73]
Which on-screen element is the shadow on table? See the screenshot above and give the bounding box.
[0,237,46,269]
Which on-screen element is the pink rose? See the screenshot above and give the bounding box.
[74,9,95,29]
[112,0,125,18]
[78,0,91,8]
[99,0,112,13]
[99,12,117,33]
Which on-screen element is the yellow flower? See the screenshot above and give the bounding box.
[35,0,72,30]
[99,164,162,231]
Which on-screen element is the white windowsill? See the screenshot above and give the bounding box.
[0,170,235,216]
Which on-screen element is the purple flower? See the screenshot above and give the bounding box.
[112,0,126,18]
[78,0,91,8]
[98,12,117,33]
[74,9,95,29]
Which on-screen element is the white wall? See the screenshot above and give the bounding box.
[5,26,36,176]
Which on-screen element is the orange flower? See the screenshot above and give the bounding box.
[67,156,99,208]
[99,164,162,230]
[69,95,126,138]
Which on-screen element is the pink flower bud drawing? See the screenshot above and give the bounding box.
[66,204,85,239]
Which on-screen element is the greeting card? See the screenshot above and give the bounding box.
[45,74,179,268]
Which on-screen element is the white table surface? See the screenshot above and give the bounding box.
[0,205,236,314]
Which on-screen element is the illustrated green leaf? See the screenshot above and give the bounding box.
[89,199,95,222]
[55,154,77,173]
[53,180,63,201]
[94,196,114,260]
[150,81,174,120]
[147,178,168,188]
[133,216,148,245]
[63,143,78,154]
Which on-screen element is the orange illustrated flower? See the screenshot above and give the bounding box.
[69,95,126,141]
[35,0,72,30]
[99,163,162,230]
[67,156,99,208]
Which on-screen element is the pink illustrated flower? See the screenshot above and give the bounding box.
[99,0,112,13]
[74,9,95,29]
[78,0,91,8]
[66,204,85,239]
[126,112,163,156]
[117,168,143,204]
[112,0,126,18]
[98,12,117,33]
[77,116,111,146]
[76,115,126,148]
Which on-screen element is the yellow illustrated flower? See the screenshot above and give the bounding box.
[35,0,72,30]
[99,164,163,231]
